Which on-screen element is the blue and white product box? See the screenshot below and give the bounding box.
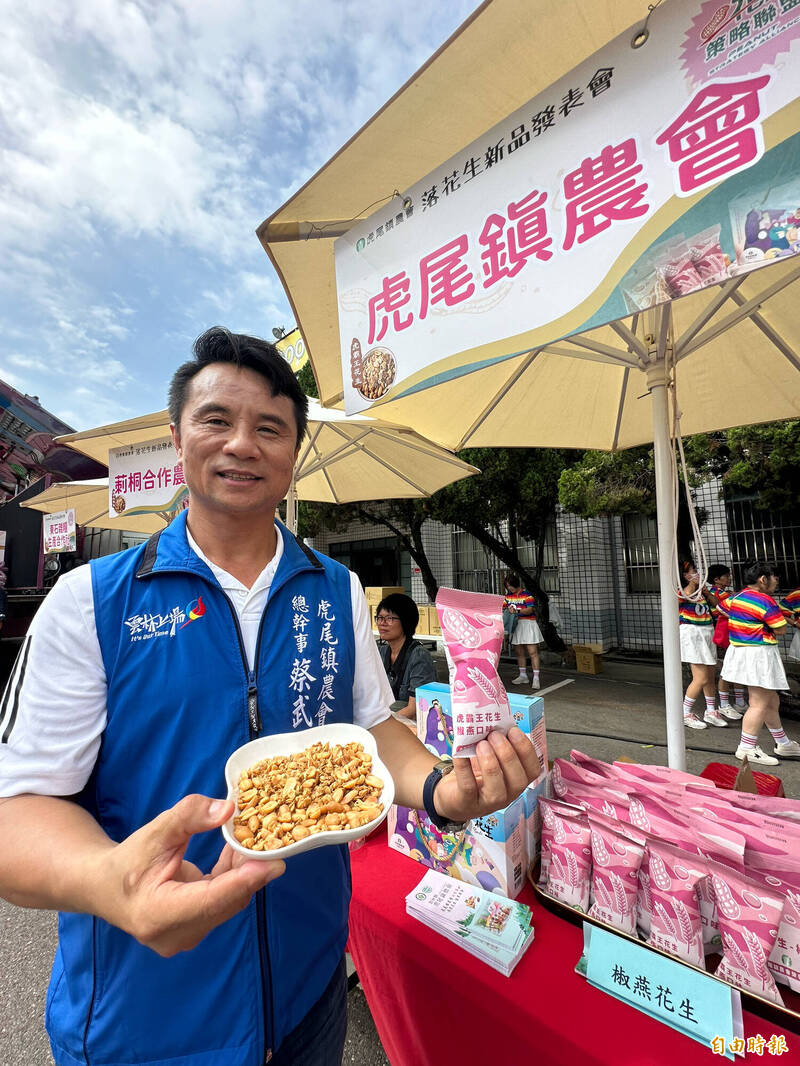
[416,682,547,777]
[523,773,552,867]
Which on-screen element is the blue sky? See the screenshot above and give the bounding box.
[0,0,477,430]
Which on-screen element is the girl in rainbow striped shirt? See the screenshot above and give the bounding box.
[721,561,800,765]
[679,569,727,729]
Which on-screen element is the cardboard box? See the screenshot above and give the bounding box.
[415,604,431,634]
[573,645,602,674]
[364,586,405,606]
[387,794,528,899]
[427,607,442,636]
[415,683,547,780]
[369,603,378,631]
[523,773,551,868]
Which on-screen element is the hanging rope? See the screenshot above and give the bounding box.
[665,332,708,602]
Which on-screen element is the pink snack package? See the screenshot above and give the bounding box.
[611,761,715,790]
[435,587,514,758]
[540,798,592,912]
[551,758,629,818]
[684,784,800,824]
[688,225,727,281]
[646,840,706,967]
[708,860,786,1005]
[539,798,585,887]
[661,241,703,296]
[588,816,645,936]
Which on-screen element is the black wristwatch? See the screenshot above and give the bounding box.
[422,759,466,833]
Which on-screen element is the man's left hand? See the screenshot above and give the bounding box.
[432,727,541,823]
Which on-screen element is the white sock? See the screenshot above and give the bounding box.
[735,687,747,707]
[533,670,540,681]
[719,691,730,708]
[516,669,528,679]
[739,730,757,750]
[683,696,695,718]
[705,697,715,715]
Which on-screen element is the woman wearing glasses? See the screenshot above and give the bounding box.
[375,593,437,720]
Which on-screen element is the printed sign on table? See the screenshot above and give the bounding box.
[108,437,188,518]
[334,0,800,412]
[43,509,76,554]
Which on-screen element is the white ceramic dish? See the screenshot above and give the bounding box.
[221,723,395,860]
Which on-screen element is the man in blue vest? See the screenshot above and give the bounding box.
[0,327,541,1066]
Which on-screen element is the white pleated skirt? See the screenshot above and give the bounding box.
[721,644,788,690]
[680,624,716,665]
[513,619,544,645]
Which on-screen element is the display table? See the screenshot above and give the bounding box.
[348,828,800,1066]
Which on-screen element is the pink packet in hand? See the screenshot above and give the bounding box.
[540,799,592,912]
[646,841,706,967]
[588,816,645,936]
[708,860,786,1005]
[435,587,514,758]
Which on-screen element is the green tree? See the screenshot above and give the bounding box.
[429,447,577,651]
[558,445,703,565]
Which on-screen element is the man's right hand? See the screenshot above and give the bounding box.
[99,794,284,957]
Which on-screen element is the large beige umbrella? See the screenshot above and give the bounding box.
[23,479,166,534]
[257,0,800,770]
[55,400,478,510]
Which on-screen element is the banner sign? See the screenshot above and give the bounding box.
[43,509,76,554]
[109,437,188,518]
[335,0,800,412]
[276,327,309,373]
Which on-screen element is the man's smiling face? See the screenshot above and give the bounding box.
[171,363,300,520]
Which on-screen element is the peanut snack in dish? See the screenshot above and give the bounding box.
[588,816,645,937]
[709,861,786,1006]
[645,840,706,968]
[540,798,592,912]
[232,740,383,851]
[435,587,514,759]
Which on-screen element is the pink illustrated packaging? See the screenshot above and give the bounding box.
[539,798,585,887]
[539,798,592,912]
[645,840,706,968]
[588,816,645,936]
[435,587,514,758]
[684,783,800,825]
[551,758,629,819]
[708,860,786,1006]
[611,760,715,790]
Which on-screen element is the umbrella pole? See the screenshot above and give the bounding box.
[646,343,687,771]
[286,476,298,535]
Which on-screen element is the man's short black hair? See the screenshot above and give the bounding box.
[377,593,418,638]
[743,560,780,585]
[168,326,309,447]
[708,564,732,583]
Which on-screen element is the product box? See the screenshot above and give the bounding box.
[428,608,442,636]
[416,682,547,780]
[415,604,431,634]
[523,773,552,867]
[387,793,528,899]
[364,586,405,605]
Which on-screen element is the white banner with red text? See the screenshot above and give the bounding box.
[109,437,188,517]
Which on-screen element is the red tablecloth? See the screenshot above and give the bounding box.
[348,829,800,1066]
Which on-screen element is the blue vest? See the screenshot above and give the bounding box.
[46,513,356,1066]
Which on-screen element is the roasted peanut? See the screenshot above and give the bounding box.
[232,741,384,852]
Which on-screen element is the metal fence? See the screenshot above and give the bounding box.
[725,496,800,589]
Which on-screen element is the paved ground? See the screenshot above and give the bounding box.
[2,651,799,1064]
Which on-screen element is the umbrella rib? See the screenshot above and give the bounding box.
[296,423,324,471]
[297,427,372,479]
[536,344,639,368]
[347,441,430,495]
[608,319,648,362]
[678,263,800,359]
[728,289,800,372]
[456,349,540,450]
[365,428,476,472]
[673,277,746,359]
[558,334,642,367]
[611,367,630,452]
[307,433,341,504]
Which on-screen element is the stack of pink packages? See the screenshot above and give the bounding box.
[538,751,800,1007]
